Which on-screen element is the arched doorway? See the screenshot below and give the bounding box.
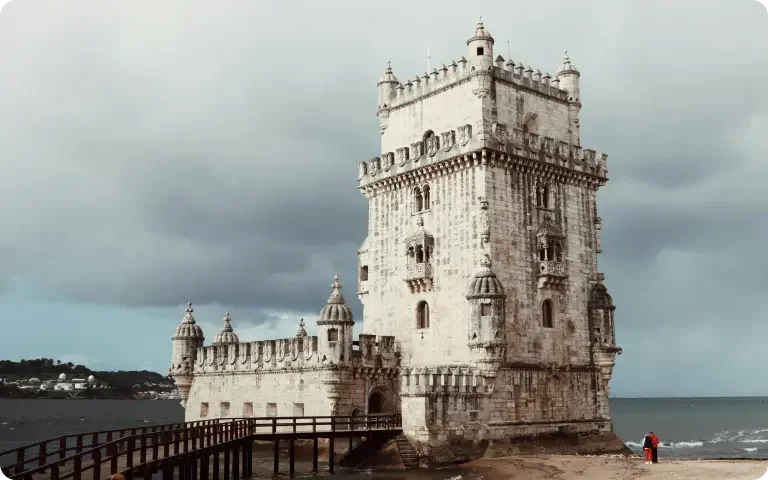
[368,391,384,414]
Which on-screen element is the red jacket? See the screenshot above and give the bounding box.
[650,434,660,448]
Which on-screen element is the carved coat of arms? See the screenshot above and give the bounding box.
[381,152,394,171]
[396,147,409,167]
[411,141,423,162]
[557,141,570,161]
[526,132,541,153]
[572,146,583,164]
[584,149,597,171]
[368,157,379,176]
[441,130,455,152]
[426,135,440,157]
[458,124,472,146]
[543,137,555,157]
[492,122,507,147]
[597,153,608,177]
[357,161,367,180]
[512,128,524,149]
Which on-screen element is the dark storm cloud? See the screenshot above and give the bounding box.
[0,0,766,387]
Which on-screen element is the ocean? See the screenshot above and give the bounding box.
[2,397,768,470]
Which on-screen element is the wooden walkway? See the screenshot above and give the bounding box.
[0,415,402,479]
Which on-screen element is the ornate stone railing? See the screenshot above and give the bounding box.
[404,263,433,293]
[537,261,567,289]
[538,261,566,276]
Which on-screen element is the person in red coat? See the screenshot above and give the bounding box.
[649,432,660,463]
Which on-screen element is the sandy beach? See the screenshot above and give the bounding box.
[463,455,768,479]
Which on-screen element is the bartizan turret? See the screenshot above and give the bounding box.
[316,275,354,364]
[466,253,507,373]
[556,51,581,145]
[377,62,399,134]
[467,21,494,99]
[169,302,204,407]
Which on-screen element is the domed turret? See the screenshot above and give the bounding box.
[467,254,506,298]
[213,312,240,346]
[296,318,308,338]
[170,302,205,408]
[173,302,205,340]
[466,254,507,371]
[467,20,494,70]
[556,50,582,145]
[317,275,354,364]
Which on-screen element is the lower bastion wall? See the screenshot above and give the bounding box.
[399,365,607,451]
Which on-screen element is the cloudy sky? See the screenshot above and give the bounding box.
[0,0,765,398]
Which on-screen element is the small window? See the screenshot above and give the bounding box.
[542,300,554,328]
[243,402,253,417]
[328,328,339,342]
[360,265,369,281]
[422,185,431,210]
[481,304,492,316]
[293,403,305,417]
[537,184,552,209]
[267,403,277,417]
[413,186,423,212]
[477,47,484,56]
[417,301,430,329]
[200,402,209,418]
[220,402,230,417]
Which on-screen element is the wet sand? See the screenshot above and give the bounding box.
[462,454,768,479]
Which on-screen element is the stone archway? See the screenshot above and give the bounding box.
[367,391,385,414]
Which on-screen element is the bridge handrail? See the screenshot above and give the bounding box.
[2,414,402,479]
[6,419,253,480]
[0,419,224,478]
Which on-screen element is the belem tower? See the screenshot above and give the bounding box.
[169,21,623,456]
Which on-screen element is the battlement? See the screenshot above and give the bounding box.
[191,333,398,374]
[357,122,610,191]
[383,56,568,113]
[399,365,494,397]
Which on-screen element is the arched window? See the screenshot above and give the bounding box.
[539,246,546,261]
[422,185,431,210]
[537,184,551,209]
[546,245,555,261]
[481,303,492,316]
[415,245,424,263]
[554,243,562,262]
[413,187,423,212]
[417,301,430,329]
[542,300,554,328]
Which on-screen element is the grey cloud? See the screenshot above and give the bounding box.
[0,0,767,397]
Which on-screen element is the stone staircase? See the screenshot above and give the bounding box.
[395,435,420,469]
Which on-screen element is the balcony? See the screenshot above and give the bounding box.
[404,262,433,293]
[538,261,568,289]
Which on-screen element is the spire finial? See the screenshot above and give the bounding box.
[327,274,346,304]
[296,317,308,337]
[332,274,342,292]
[480,253,492,269]
[386,60,391,70]
[225,312,231,323]
[186,302,193,313]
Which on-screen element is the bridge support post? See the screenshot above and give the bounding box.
[312,438,318,472]
[329,417,335,474]
[289,438,295,476]
[233,443,239,480]
[212,448,220,480]
[223,445,230,480]
[201,450,210,480]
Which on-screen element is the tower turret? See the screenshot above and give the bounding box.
[377,62,399,134]
[170,302,204,407]
[556,51,582,145]
[316,275,354,364]
[466,20,494,70]
[466,254,507,373]
[213,312,240,346]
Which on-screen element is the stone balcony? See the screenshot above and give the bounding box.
[537,260,568,289]
[404,262,433,293]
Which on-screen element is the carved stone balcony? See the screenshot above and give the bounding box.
[537,260,568,289]
[404,262,433,293]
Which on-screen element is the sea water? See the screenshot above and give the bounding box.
[3,397,768,463]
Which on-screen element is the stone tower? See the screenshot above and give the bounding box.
[356,21,622,453]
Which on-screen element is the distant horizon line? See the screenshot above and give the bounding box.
[611,395,768,399]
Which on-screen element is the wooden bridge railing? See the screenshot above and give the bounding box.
[0,419,222,479]
[2,414,402,480]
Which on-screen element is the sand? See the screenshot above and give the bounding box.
[461,455,768,479]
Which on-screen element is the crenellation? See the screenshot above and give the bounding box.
[169,20,622,458]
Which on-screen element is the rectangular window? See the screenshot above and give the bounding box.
[220,402,230,417]
[480,304,491,316]
[243,402,253,417]
[328,328,339,342]
[476,47,484,56]
[267,403,277,417]
[360,266,369,281]
[293,403,305,417]
[200,402,209,418]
